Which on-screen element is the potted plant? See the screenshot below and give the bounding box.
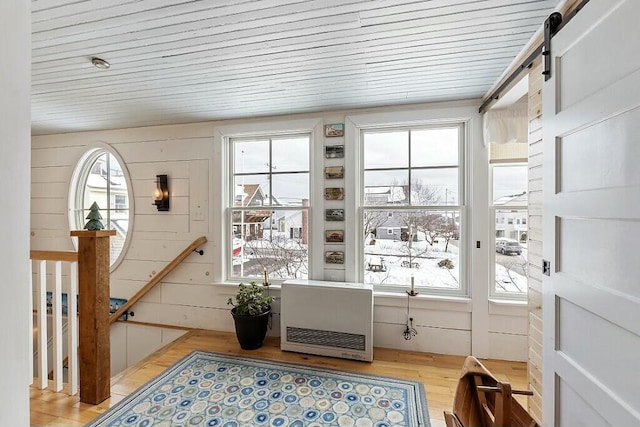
[227,282,274,350]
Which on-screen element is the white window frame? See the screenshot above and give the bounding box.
[213,118,324,284]
[229,133,311,282]
[490,162,528,300]
[68,144,134,271]
[344,103,489,356]
[347,116,470,296]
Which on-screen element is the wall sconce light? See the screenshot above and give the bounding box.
[153,174,169,211]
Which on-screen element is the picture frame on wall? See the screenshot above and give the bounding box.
[325,251,345,264]
[325,208,344,221]
[324,187,344,200]
[324,123,344,137]
[325,145,344,159]
[324,166,344,179]
[325,230,344,243]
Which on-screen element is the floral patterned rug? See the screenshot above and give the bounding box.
[87,350,430,427]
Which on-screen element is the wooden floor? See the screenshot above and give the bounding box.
[30,329,528,427]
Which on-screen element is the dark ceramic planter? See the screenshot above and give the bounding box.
[231,306,271,350]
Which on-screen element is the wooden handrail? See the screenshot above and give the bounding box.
[31,250,78,263]
[109,236,207,324]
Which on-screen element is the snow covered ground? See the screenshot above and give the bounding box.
[494,244,528,293]
[364,238,460,290]
[365,238,527,293]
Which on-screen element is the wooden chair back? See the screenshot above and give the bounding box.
[444,356,539,427]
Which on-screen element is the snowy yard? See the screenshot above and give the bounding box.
[364,238,527,293]
[364,238,460,290]
[494,244,528,294]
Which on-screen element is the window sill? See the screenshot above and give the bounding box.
[489,298,528,316]
[488,298,527,306]
[215,282,471,312]
[373,291,472,312]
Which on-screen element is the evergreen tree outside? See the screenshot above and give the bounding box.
[84,201,105,230]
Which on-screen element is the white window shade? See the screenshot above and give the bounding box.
[483,101,528,146]
[490,142,528,164]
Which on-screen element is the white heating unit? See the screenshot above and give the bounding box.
[280,279,374,362]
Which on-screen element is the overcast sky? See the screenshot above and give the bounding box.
[234,136,310,204]
[493,165,527,200]
[363,128,459,169]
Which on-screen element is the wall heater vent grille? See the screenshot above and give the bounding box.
[281,280,374,361]
[286,327,366,351]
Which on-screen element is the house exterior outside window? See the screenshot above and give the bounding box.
[230,134,310,281]
[361,125,465,294]
[114,194,127,213]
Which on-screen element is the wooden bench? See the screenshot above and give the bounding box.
[444,356,539,427]
[365,256,387,272]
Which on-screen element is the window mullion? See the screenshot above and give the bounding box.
[268,138,273,206]
[106,154,111,229]
[408,130,412,205]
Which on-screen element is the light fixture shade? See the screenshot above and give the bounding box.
[153,174,169,211]
[91,57,110,69]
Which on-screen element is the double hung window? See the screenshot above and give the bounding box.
[361,125,464,293]
[230,135,310,281]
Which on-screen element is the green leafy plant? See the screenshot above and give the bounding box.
[227,282,274,316]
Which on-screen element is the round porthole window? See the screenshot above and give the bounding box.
[69,146,133,270]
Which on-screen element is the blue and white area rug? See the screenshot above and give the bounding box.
[87,350,430,427]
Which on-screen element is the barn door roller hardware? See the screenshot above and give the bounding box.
[543,0,592,81]
[542,12,563,81]
[479,0,591,113]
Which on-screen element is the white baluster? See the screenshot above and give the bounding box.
[37,260,47,390]
[68,262,78,395]
[28,260,33,385]
[52,261,63,392]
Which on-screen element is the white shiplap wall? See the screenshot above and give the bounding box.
[31,101,527,360]
[527,59,544,424]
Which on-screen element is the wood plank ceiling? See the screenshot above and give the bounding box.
[31,0,560,135]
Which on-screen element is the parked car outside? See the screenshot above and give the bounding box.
[496,238,522,255]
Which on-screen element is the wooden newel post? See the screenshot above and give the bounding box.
[70,229,116,405]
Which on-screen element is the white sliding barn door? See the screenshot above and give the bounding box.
[542,1,640,426]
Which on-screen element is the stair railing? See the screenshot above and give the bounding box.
[109,236,207,324]
[29,236,207,400]
[30,250,79,395]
